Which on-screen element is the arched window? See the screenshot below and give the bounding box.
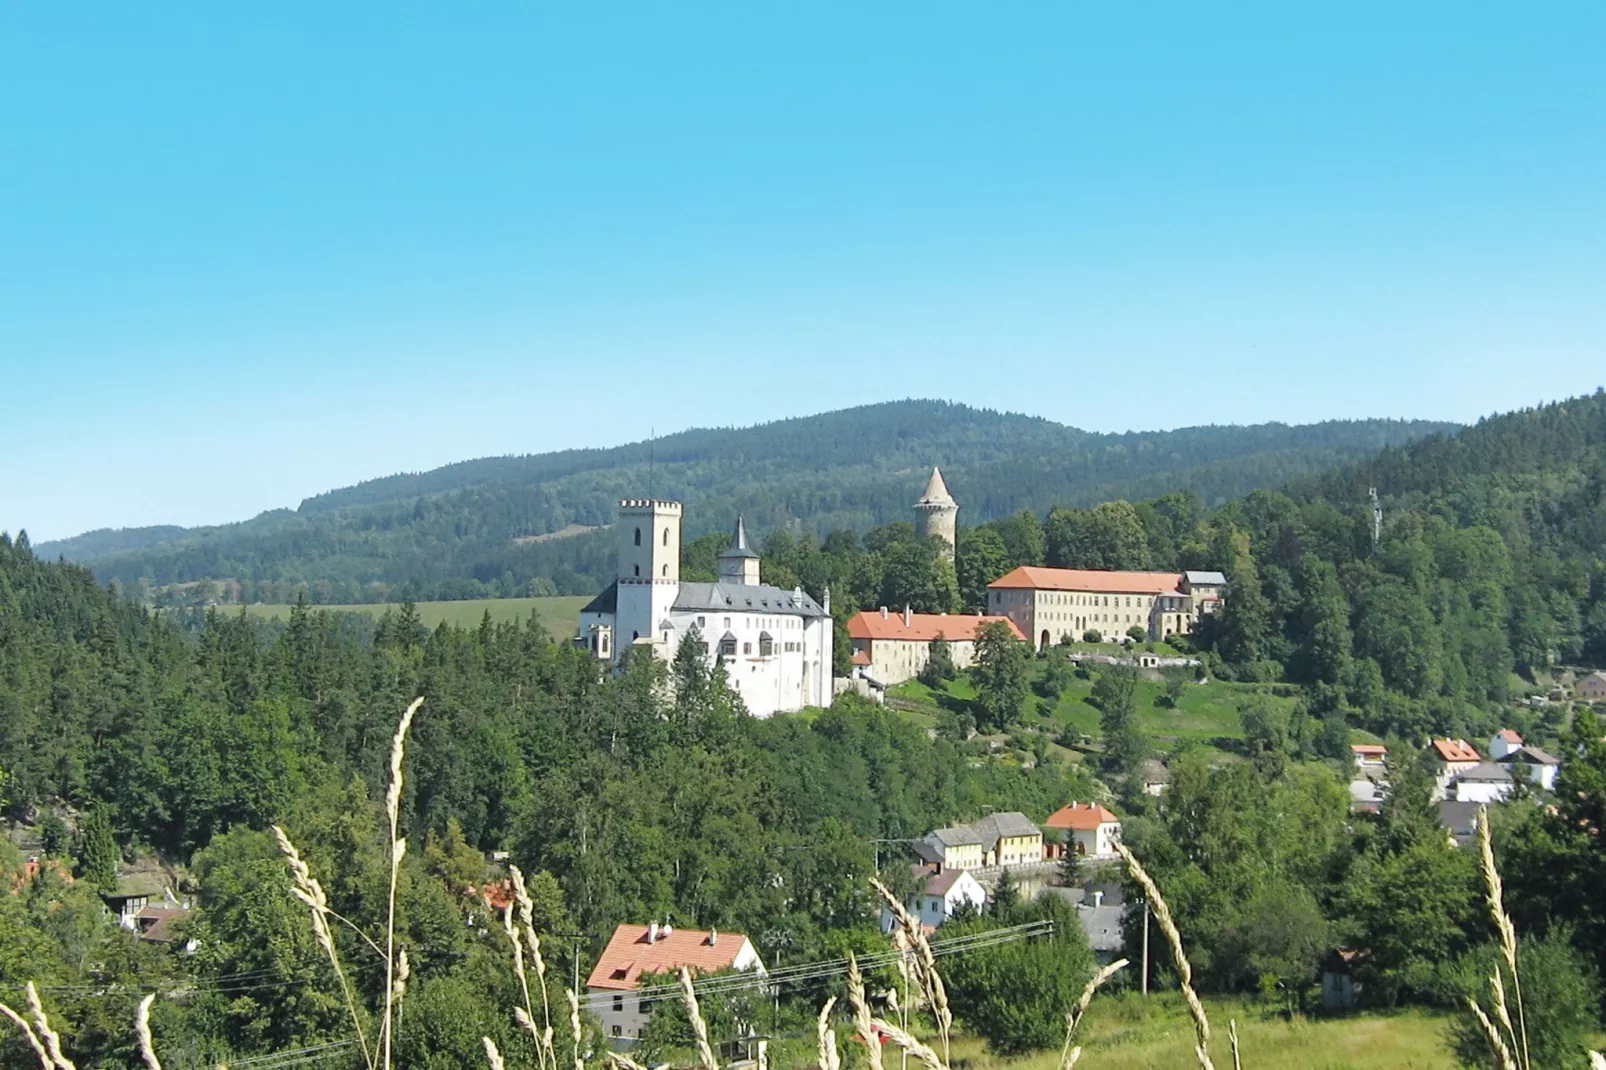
[634,527,642,546]
[633,564,640,577]
[661,564,668,577]
[662,528,669,546]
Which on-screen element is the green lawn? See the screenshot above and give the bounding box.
[224,596,590,637]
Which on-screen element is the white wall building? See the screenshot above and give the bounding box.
[881,869,987,932]
[1452,762,1515,804]
[577,503,833,716]
[586,923,764,1041]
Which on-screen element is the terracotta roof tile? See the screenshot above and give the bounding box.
[988,567,1182,595]
[1043,802,1120,831]
[1433,738,1481,763]
[845,612,1025,643]
[585,924,759,991]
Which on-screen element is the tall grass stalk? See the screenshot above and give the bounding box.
[1057,958,1127,1070]
[1476,808,1530,1070]
[1117,843,1215,1070]
[871,877,951,1064]
[678,966,719,1070]
[380,696,424,1070]
[134,994,162,1070]
[0,999,51,1070]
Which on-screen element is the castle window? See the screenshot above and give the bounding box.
[663,528,670,546]
[661,564,668,576]
[634,564,640,577]
[759,632,774,657]
[635,527,642,546]
[718,633,737,657]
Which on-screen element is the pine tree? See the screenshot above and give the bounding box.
[77,807,119,894]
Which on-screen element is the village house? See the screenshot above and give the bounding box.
[586,923,765,1041]
[1488,729,1524,760]
[1350,743,1388,771]
[1577,671,1606,702]
[1452,762,1515,804]
[986,566,1226,650]
[1499,745,1561,791]
[1432,738,1482,798]
[881,867,987,933]
[844,607,1025,686]
[914,812,1043,871]
[1043,802,1122,859]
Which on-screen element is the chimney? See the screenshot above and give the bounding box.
[881,606,889,620]
[648,921,660,943]
[1092,891,1104,908]
[663,923,673,938]
[903,605,912,627]
[708,928,718,947]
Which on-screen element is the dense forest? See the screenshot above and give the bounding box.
[36,400,1453,605]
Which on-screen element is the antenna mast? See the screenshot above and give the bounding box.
[1369,486,1382,552]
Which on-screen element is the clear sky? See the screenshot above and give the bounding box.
[3,4,1604,542]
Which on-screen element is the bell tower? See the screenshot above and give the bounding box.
[717,515,762,586]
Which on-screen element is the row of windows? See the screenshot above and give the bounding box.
[634,527,671,547]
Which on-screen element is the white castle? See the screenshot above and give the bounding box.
[577,500,833,717]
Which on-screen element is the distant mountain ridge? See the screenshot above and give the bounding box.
[38,400,1458,603]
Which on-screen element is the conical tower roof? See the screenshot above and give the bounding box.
[917,466,955,506]
[718,514,759,559]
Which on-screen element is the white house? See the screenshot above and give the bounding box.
[577,504,833,716]
[1452,762,1515,804]
[1499,745,1561,792]
[881,868,987,932]
[1043,802,1122,858]
[1489,729,1524,761]
[844,607,1025,686]
[586,923,765,1041]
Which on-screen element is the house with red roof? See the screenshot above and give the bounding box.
[1488,729,1524,761]
[986,567,1226,649]
[1350,743,1388,771]
[586,923,764,1040]
[845,607,1025,686]
[1432,738,1483,798]
[1044,802,1123,858]
[880,867,987,933]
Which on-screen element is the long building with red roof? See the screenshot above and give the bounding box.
[845,607,1025,685]
[586,922,764,1040]
[987,566,1226,649]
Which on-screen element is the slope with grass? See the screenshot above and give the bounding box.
[222,595,588,637]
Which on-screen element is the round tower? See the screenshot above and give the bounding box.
[914,467,958,556]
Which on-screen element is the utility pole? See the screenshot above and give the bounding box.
[1141,900,1150,997]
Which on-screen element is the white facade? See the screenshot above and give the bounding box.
[881,869,987,932]
[578,503,832,717]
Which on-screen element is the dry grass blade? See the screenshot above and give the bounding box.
[871,1017,945,1070]
[816,996,841,1070]
[482,1037,507,1070]
[1057,959,1127,1070]
[135,994,162,1070]
[26,983,75,1070]
[847,954,884,1070]
[1468,999,1519,1070]
[0,1000,53,1070]
[1228,1019,1241,1070]
[566,988,584,1070]
[272,824,374,1069]
[1117,843,1215,1070]
[870,878,951,1062]
[381,696,424,1070]
[1589,1053,1606,1070]
[605,1053,651,1070]
[678,967,719,1070]
[509,866,557,1070]
[1478,808,1530,1070]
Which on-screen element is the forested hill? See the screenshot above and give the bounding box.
[38,400,1453,604]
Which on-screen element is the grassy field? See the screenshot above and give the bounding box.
[223,596,590,637]
[944,994,1457,1070]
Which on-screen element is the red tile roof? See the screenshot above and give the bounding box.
[1433,738,1480,763]
[1350,744,1387,756]
[1043,802,1120,831]
[1496,729,1523,744]
[585,924,758,991]
[988,567,1182,595]
[845,611,1025,643]
[850,649,872,666]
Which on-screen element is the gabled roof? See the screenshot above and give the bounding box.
[673,582,828,618]
[988,567,1182,595]
[1432,738,1480,763]
[1496,728,1523,744]
[845,611,1025,643]
[1350,744,1388,757]
[1504,745,1560,766]
[580,582,618,615]
[1183,570,1227,586]
[922,869,974,898]
[1457,762,1512,783]
[585,924,759,991]
[1044,802,1120,831]
[926,812,1040,854]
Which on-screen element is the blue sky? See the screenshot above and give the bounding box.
[3,4,1604,542]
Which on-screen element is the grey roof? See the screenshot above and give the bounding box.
[1458,762,1513,783]
[1077,904,1126,954]
[673,582,827,618]
[1184,570,1228,586]
[1507,745,1560,766]
[1438,800,1482,838]
[924,812,1040,854]
[911,840,944,865]
[718,515,760,560]
[580,582,617,615]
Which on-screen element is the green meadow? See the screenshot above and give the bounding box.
[223,595,589,638]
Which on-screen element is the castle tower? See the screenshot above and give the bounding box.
[914,467,958,556]
[717,515,762,586]
[615,499,682,660]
